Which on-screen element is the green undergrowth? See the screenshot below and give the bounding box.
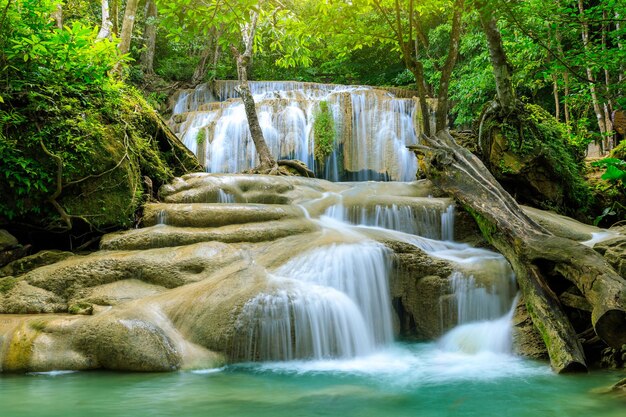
[313,101,336,164]
[0,2,200,232]
[481,103,591,215]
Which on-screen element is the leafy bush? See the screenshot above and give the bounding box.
[313,101,335,163]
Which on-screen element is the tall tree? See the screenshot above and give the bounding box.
[231,5,275,170]
[97,0,113,39]
[140,0,158,74]
[118,0,140,56]
[476,1,516,114]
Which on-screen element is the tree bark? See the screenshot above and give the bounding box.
[231,8,276,170]
[112,0,119,35]
[577,0,608,147]
[371,0,432,136]
[191,32,218,85]
[477,6,516,114]
[140,0,157,75]
[53,3,62,29]
[409,64,432,137]
[564,71,571,134]
[435,0,463,132]
[410,131,626,372]
[601,10,614,150]
[118,0,140,56]
[97,0,113,40]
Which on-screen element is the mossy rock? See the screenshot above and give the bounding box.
[1,86,201,233]
[478,103,591,216]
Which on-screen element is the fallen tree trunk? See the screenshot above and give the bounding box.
[409,130,626,373]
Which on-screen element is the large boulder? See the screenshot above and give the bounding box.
[478,104,590,216]
[0,89,201,237]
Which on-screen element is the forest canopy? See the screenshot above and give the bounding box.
[1,0,625,226]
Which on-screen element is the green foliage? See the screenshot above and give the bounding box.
[196,128,206,145]
[0,276,20,294]
[592,158,626,187]
[590,156,626,226]
[0,0,124,222]
[313,101,335,163]
[485,103,592,213]
[0,0,198,230]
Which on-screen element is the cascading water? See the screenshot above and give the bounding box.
[168,81,428,181]
[227,179,520,362]
[164,81,529,365]
[324,200,455,241]
[234,242,394,361]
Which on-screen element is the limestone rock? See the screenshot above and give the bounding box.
[100,220,320,251]
[0,250,74,277]
[143,203,305,228]
[22,242,242,299]
[522,205,600,241]
[0,281,66,314]
[387,241,455,339]
[0,230,18,251]
[70,279,167,307]
[73,311,182,372]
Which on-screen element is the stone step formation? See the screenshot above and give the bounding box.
[0,174,621,373]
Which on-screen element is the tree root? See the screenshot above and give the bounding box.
[410,130,626,372]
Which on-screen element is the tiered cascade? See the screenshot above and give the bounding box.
[168,81,434,181]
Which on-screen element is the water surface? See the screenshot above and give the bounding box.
[1,343,622,417]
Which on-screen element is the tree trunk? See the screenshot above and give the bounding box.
[601,10,614,151]
[410,131,626,372]
[140,0,157,75]
[231,8,276,171]
[477,5,516,114]
[112,0,119,35]
[564,71,571,134]
[53,3,62,29]
[552,74,560,122]
[577,0,608,146]
[410,64,432,137]
[118,0,140,56]
[371,0,432,136]
[97,0,113,40]
[435,0,463,132]
[191,38,214,85]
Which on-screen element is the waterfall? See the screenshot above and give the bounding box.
[324,201,455,241]
[234,242,394,361]
[168,81,427,181]
[234,284,374,361]
[439,295,519,355]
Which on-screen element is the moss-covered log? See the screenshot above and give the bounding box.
[410,131,626,373]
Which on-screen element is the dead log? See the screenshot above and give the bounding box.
[410,130,626,373]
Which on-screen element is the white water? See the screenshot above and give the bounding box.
[169,81,424,181]
[235,242,393,361]
[324,201,455,240]
[230,183,520,363]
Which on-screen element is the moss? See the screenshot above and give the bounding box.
[28,319,47,332]
[68,302,93,315]
[463,205,496,245]
[313,101,336,165]
[481,103,592,215]
[0,276,20,294]
[610,141,626,160]
[3,323,37,372]
[196,128,207,146]
[2,85,201,231]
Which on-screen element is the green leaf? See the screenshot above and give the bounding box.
[601,165,626,182]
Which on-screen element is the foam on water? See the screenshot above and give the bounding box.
[248,341,548,386]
